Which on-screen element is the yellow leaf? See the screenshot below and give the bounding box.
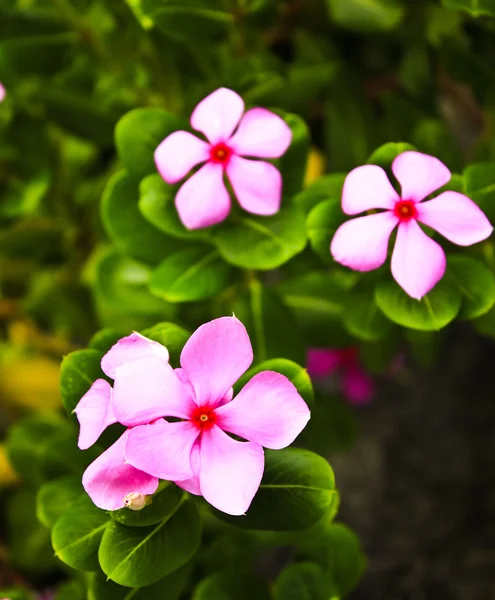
[0,443,20,486]
[0,357,61,411]
[304,147,325,187]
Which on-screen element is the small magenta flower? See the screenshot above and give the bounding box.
[307,347,374,406]
[74,318,310,516]
[154,87,292,230]
[331,151,493,299]
[0,83,5,103]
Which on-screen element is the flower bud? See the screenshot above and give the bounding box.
[123,492,147,511]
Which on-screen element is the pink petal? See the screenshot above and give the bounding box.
[101,332,169,380]
[73,379,116,450]
[392,151,451,203]
[175,442,201,495]
[180,316,253,407]
[391,220,446,299]
[112,356,195,426]
[228,108,292,158]
[417,191,493,246]
[125,419,199,481]
[82,431,158,511]
[341,366,375,406]
[0,83,5,103]
[154,131,210,184]
[190,87,244,144]
[215,371,310,450]
[227,155,282,216]
[331,212,398,271]
[175,162,231,230]
[306,348,343,378]
[342,165,400,215]
[199,425,264,515]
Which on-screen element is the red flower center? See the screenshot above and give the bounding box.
[190,406,217,431]
[394,200,417,222]
[209,142,232,166]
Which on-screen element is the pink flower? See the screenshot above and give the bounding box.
[75,318,310,516]
[0,83,5,103]
[154,87,292,230]
[330,151,493,299]
[307,347,374,406]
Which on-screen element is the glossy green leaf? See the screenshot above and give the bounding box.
[294,173,347,214]
[150,246,233,302]
[99,499,201,587]
[446,255,495,319]
[111,483,184,527]
[140,322,190,366]
[307,198,346,262]
[52,495,109,572]
[216,448,337,531]
[442,0,495,17]
[88,329,123,353]
[115,108,186,178]
[235,358,314,405]
[274,562,337,600]
[101,171,178,265]
[192,571,271,600]
[463,162,495,223]
[342,285,394,341]
[139,174,207,240]
[324,524,367,596]
[212,207,307,270]
[326,0,405,32]
[36,475,83,528]
[60,349,105,415]
[375,277,461,331]
[367,142,416,168]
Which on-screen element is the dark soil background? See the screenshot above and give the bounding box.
[333,327,495,600]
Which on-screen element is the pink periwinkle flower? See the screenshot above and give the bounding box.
[330,151,493,299]
[154,87,293,230]
[74,317,310,516]
[307,347,374,406]
[0,83,5,103]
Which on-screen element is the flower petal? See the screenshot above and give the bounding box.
[175,442,201,495]
[199,425,264,515]
[154,131,210,184]
[307,348,342,378]
[331,212,398,271]
[181,316,253,407]
[228,108,292,158]
[112,356,195,426]
[391,220,446,299]
[190,88,244,144]
[227,156,282,215]
[74,379,116,450]
[341,366,375,405]
[101,332,169,380]
[215,371,310,449]
[392,151,451,203]
[342,165,400,215]
[0,83,5,103]
[175,162,231,230]
[125,419,198,481]
[82,432,158,511]
[417,191,493,246]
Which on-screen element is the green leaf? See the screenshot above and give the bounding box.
[235,358,314,405]
[215,448,337,531]
[192,571,271,600]
[279,113,310,198]
[115,108,186,178]
[139,174,207,240]
[404,330,442,369]
[52,495,109,572]
[36,475,83,528]
[300,396,357,454]
[367,142,416,168]
[446,255,495,319]
[307,199,346,263]
[212,207,307,270]
[88,565,190,600]
[140,322,190,366]
[375,277,461,331]
[150,246,233,302]
[326,0,405,32]
[463,162,495,223]
[294,173,347,214]
[101,171,179,265]
[474,303,495,339]
[89,329,123,353]
[274,562,337,600]
[60,349,105,415]
[99,499,201,587]
[342,285,394,341]
[324,524,367,596]
[441,0,495,17]
[111,483,184,527]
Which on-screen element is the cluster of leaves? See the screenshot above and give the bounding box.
[2,0,495,598]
